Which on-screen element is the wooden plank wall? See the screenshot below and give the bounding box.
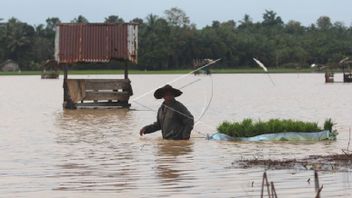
[65,79,133,108]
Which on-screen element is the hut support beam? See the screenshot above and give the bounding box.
[63,65,68,102]
[63,65,75,109]
[124,61,128,79]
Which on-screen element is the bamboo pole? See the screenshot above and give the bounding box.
[261,172,265,198]
[314,170,320,194]
[264,172,272,198]
[315,185,323,198]
[270,181,278,198]
[261,172,272,198]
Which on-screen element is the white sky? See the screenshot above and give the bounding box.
[1,0,352,27]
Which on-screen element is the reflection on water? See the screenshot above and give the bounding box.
[53,108,139,192]
[155,141,194,184]
[55,109,131,144]
[1,74,352,197]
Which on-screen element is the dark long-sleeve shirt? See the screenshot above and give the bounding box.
[143,100,194,140]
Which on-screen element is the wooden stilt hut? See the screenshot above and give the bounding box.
[55,23,138,109]
[340,58,352,83]
[41,59,60,79]
[325,70,334,83]
[192,58,212,75]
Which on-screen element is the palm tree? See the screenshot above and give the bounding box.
[145,14,158,32]
[5,18,34,61]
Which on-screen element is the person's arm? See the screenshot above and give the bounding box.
[176,103,194,139]
[140,108,161,136]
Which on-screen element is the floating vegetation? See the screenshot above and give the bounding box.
[217,118,336,138]
[234,153,352,171]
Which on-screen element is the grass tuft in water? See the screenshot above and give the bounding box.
[217,118,334,138]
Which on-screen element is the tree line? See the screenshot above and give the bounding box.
[1,8,352,70]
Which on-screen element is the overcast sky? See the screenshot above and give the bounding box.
[1,0,352,27]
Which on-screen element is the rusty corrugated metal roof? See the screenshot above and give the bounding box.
[55,23,138,64]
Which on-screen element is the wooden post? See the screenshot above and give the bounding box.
[315,185,323,198]
[270,182,278,198]
[124,61,128,79]
[63,65,68,103]
[123,61,131,107]
[264,172,272,198]
[261,172,265,198]
[314,170,320,194]
[261,172,272,198]
[62,65,75,109]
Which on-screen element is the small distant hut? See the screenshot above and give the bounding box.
[319,58,352,83]
[41,59,60,79]
[339,57,352,83]
[55,23,138,109]
[325,70,334,83]
[192,58,212,75]
[1,59,19,72]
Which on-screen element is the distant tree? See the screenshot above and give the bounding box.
[286,20,304,33]
[45,17,61,32]
[4,18,35,68]
[262,10,283,26]
[104,15,124,23]
[164,7,190,27]
[239,14,252,26]
[71,15,89,23]
[211,20,221,28]
[316,16,332,30]
[130,17,143,25]
[32,35,53,63]
[32,23,55,63]
[0,20,5,61]
[333,21,345,29]
[34,24,45,36]
[238,14,254,32]
[138,14,172,69]
[146,14,158,28]
[2,9,352,70]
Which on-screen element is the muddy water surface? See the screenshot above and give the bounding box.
[0,74,351,197]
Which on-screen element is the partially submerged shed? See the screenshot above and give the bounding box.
[1,59,19,72]
[41,59,60,79]
[340,57,352,83]
[55,23,138,109]
[322,57,352,83]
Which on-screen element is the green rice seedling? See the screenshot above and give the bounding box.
[324,118,334,132]
[217,118,331,138]
[323,118,338,139]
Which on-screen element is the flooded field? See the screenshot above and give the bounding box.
[1,73,352,197]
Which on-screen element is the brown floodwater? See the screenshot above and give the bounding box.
[0,73,351,197]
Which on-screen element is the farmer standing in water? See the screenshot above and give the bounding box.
[140,84,194,140]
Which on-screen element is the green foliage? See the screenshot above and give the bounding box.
[104,15,124,24]
[1,9,352,70]
[323,118,338,139]
[323,118,334,131]
[217,118,333,138]
[71,15,89,23]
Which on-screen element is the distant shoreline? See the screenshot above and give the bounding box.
[0,68,330,76]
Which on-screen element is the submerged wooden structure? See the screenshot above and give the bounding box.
[55,23,138,109]
[341,58,352,82]
[192,58,212,75]
[324,57,352,83]
[325,71,334,83]
[41,59,60,79]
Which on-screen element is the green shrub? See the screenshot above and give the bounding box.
[217,118,332,138]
